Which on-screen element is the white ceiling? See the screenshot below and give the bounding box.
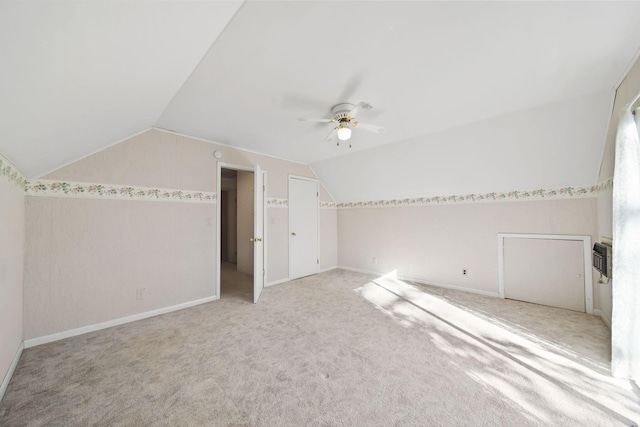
[1,1,640,187]
[158,1,640,164]
[0,1,242,177]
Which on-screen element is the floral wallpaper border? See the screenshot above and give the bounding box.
[11,171,615,209]
[336,179,613,209]
[266,198,336,209]
[25,180,216,203]
[267,198,288,208]
[320,201,337,209]
[0,153,28,190]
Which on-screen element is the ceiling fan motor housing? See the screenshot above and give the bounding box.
[331,103,356,121]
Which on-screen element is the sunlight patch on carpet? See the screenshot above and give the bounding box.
[357,274,639,426]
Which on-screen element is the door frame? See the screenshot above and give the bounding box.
[497,233,593,314]
[216,162,266,300]
[288,175,320,280]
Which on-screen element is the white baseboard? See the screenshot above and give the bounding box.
[24,296,218,349]
[266,267,336,287]
[593,309,612,328]
[337,266,501,298]
[337,266,380,276]
[401,276,500,298]
[1,342,24,404]
[266,278,290,287]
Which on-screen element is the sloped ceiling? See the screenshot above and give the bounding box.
[0,1,242,177]
[2,1,640,200]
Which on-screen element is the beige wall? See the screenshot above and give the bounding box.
[338,198,598,303]
[320,208,338,271]
[596,55,640,325]
[0,156,25,391]
[45,129,334,202]
[24,129,338,339]
[24,197,216,339]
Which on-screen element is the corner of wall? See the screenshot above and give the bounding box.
[308,164,336,203]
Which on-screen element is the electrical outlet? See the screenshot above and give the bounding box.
[462,268,468,276]
[136,288,145,300]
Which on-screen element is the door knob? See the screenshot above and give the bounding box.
[291,232,297,236]
[250,238,254,242]
[250,237,262,242]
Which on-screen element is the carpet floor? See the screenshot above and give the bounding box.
[1,269,639,426]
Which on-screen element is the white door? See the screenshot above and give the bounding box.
[253,165,266,303]
[289,177,319,280]
[503,238,585,312]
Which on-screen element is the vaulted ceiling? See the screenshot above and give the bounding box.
[2,1,639,200]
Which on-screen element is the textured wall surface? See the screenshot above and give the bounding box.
[24,129,337,340]
[338,198,598,303]
[0,156,25,389]
[45,129,334,201]
[320,209,338,271]
[24,197,215,339]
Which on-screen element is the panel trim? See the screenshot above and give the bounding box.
[0,342,24,404]
[25,179,216,204]
[23,296,218,348]
[497,233,593,314]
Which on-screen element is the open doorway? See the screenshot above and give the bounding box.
[219,167,254,302]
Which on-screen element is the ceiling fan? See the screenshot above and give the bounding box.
[298,102,386,147]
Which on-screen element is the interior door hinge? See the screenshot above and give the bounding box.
[317,259,319,264]
[263,270,265,276]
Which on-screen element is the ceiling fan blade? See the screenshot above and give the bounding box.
[325,127,338,143]
[298,117,333,123]
[353,121,386,134]
[347,102,372,118]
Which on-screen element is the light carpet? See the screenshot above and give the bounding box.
[1,269,639,426]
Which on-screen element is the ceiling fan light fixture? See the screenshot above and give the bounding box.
[337,125,351,141]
